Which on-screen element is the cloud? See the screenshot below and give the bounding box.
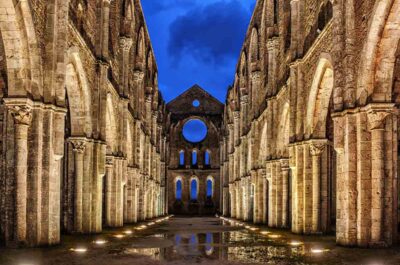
[167,0,251,65]
[142,0,197,15]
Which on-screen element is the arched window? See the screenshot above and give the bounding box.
[204,150,211,166]
[190,178,198,201]
[179,150,185,166]
[192,150,198,166]
[205,233,214,255]
[206,176,214,199]
[273,0,279,24]
[176,179,182,200]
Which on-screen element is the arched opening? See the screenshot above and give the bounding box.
[190,178,198,201]
[176,179,182,201]
[179,150,185,167]
[305,57,336,233]
[204,150,211,167]
[205,233,214,255]
[192,150,198,167]
[206,177,214,199]
[273,0,278,24]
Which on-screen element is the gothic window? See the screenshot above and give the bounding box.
[204,150,211,166]
[176,179,182,200]
[192,150,198,166]
[274,0,279,24]
[190,178,198,201]
[179,150,185,166]
[206,177,213,199]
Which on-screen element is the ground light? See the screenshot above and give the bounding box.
[70,247,88,253]
[124,230,133,235]
[268,234,281,239]
[289,241,303,246]
[94,239,107,245]
[310,248,329,254]
[114,234,125,238]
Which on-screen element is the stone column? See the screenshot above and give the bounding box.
[368,110,390,246]
[9,105,32,243]
[69,138,87,233]
[105,156,114,226]
[133,71,145,119]
[281,160,290,228]
[101,0,112,58]
[119,37,133,97]
[233,111,240,146]
[310,142,326,233]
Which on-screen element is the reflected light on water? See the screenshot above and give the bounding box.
[311,248,328,254]
[70,247,88,253]
[94,239,107,245]
[268,234,281,239]
[289,241,303,246]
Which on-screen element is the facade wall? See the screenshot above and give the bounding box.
[0,0,167,247]
[221,0,400,248]
[166,86,223,215]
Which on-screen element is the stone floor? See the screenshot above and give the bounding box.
[1,216,400,265]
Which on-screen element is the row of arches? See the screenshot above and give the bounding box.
[175,176,215,201]
[179,150,211,167]
[222,0,400,248]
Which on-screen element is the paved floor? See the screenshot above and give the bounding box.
[1,216,400,265]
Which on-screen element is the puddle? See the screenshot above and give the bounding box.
[1,217,400,265]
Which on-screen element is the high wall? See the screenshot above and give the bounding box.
[0,0,167,247]
[221,0,400,248]
[166,85,223,215]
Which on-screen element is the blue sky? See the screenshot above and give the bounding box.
[141,0,256,103]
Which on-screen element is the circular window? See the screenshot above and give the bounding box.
[192,100,200,107]
[182,119,208,143]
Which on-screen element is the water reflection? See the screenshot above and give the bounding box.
[125,229,307,264]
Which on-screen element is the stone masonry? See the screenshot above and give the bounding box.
[220,0,400,248]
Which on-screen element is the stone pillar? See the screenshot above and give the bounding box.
[281,160,290,228]
[310,142,326,233]
[119,37,133,97]
[133,71,144,119]
[368,110,390,246]
[9,105,32,244]
[250,71,261,116]
[100,0,112,58]
[105,156,113,226]
[69,138,86,233]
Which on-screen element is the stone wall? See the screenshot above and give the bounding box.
[0,0,167,247]
[166,85,223,215]
[221,0,400,248]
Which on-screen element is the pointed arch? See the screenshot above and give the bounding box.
[249,28,259,63]
[357,0,400,104]
[0,0,42,97]
[305,55,334,138]
[136,27,146,70]
[65,51,93,137]
[121,0,135,37]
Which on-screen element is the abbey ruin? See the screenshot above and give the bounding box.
[0,0,399,255]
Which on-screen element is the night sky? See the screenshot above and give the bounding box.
[141,0,256,103]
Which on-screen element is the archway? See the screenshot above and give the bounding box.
[305,56,336,233]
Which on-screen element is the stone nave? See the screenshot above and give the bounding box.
[0,0,400,263]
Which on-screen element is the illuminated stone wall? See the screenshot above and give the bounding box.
[221,0,400,248]
[166,85,223,215]
[0,0,167,247]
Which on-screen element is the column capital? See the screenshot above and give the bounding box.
[9,105,32,126]
[119,37,133,51]
[367,110,391,130]
[233,111,240,120]
[310,143,326,157]
[133,70,145,82]
[250,69,261,81]
[69,139,87,154]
